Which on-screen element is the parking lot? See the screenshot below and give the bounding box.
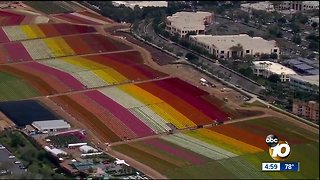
[0,145,26,176]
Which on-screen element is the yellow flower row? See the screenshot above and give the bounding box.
[185,128,264,155]
[61,57,128,84]
[43,37,75,57]
[118,84,197,129]
[20,25,46,39]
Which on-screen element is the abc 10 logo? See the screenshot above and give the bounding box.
[265,134,291,161]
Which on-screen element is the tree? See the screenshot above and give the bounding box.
[185,53,199,64]
[260,53,270,59]
[290,22,300,33]
[270,53,278,59]
[239,67,253,77]
[308,41,319,51]
[185,53,198,60]
[277,17,287,24]
[243,54,254,61]
[170,33,180,42]
[292,34,301,44]
[176,52,183,57]
[268,74,281,83]
[179,39,191,48]
[268,25,282,38]
[247,30,255,37]
[311,22,318,28]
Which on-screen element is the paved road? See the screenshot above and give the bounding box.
[0,146,26,176]
[136,19,264,95]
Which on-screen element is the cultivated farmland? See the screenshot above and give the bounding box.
[112,116,319,179]
[0,2,318,179]
[0,23,96,42]
[0,34,132,63]
[53,11,113,25]
[0,72,39,101]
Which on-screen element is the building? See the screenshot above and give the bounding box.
[189,34,280,59]
[31,120,71,133]
[289,75,319,93]
[285,57,319,75]
[275,1,319,11]
[112,1,167,9]
[79,145,98,153]
[165,11,213,38]
[241,1,275,12]
[252,61,297,82]
[309,17,319,24]
[292,99,319,122]
[44,146,68,157]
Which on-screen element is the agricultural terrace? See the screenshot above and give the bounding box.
[53,11,114,25]
[0,62,86,95]
[0,100,59,126]
[0,51,167,98]
[0,23,96,43]
[0,33,132,63]
[0,71,39,101]
[112,117,319,179]
[40,51,168,88]
[24,1,74,14]
[49,77,233,142]
[0,9,49,27]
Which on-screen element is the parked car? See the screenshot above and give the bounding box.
[0,145,5,150]
[19,165,26,169]
[8,155,15,159]
[14,161,21,164]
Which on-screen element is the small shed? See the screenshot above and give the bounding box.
[79,145,98,153]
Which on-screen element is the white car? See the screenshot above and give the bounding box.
[9,155,15,159]
[14,161,21,164]
[0,145,5,150]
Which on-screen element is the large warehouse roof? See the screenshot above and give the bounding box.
[190,34,278,51]
[291,75,319,86]
[167,11,212,31]
[32,120,71,130]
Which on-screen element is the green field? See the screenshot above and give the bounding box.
[112,116,319,179]
[24,1,74,14]
[0,72,39,101]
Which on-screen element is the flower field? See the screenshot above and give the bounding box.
[0,33,132,63]
[0,23,96,42]
[40,51,168,88]
[0,7,318,179]
[0,10,25,26]
[48,77,230,142]
[0,62,86,95]
[0,9,49,26]
[0,50,168,99]
[112,116,319,179]
[53,11,113,25]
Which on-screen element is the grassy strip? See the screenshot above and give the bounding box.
[24,1,73,14]
[0,72,39,101]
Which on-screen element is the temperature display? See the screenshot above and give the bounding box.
[262,162,299,172]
